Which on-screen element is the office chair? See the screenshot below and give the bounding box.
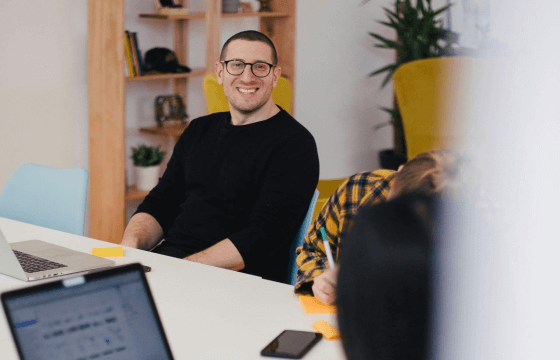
[0,163,89,235]
[287,189,319,285]
[393,56,478,159]
[203,73,293,115]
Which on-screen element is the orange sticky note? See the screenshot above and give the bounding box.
[298,296,337,314]
[92,247,123,257]
[313,320,340,340]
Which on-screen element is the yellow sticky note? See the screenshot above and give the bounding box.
[313,320,340,340]
[92,247,123,257]
[298,296,337,314]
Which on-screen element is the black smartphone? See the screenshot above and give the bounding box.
[261,330,322,359]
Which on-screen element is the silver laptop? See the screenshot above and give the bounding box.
[0,227,115,281]
[1,263,174,360]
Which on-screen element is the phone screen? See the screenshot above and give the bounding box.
[261,330,322,359]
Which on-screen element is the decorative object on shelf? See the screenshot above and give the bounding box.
[222,0,240,13]
[257,0,272,12]
[239,2,253,13]
[154,0,189,15]
[131,145,166,191]
[143,48,191,74]
[155,95,188,126]
[366,0,458,166]
[158,7,190,15]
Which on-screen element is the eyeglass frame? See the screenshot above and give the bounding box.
[220,60,276,78]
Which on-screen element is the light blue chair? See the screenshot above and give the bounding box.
[287,189,319,285]
[0,163,89,235]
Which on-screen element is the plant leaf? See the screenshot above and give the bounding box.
[432,3,452,17]
[381,70,394,87]
[370,33,401,49]
[369,63,396,77]
[380,107,400,119]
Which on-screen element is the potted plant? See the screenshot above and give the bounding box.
[131,145,166,191]
[368,0,458,169]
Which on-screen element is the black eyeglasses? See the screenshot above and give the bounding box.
[220,60,275,78]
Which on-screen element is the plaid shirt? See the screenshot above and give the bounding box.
[294,169,396,295]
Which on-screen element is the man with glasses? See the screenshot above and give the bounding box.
[121,31,319,283]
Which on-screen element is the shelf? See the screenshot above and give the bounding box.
[139,12,289,20]
[126,185,150,201]
[126,68,206,82]
[139,12,206,20]
[139,122,189,138]
[222,12,289,18]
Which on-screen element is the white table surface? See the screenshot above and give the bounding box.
[0,218,345,359]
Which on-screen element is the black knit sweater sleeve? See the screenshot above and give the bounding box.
[134,123,191,232]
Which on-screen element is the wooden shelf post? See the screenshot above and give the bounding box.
[88,0,126,244]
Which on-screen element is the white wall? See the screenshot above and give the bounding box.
[295,0,447,179]
[0,0,89,229]
[295,0,393,179]
[0,0,88,184]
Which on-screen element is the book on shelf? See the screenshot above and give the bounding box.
[127,31,139,77]
[124,31,135,77]
[131,32,143,76]
[124,59,130,78]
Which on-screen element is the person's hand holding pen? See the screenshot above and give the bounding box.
[312,227,338,305]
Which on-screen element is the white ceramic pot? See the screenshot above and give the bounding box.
[135,165,160,191]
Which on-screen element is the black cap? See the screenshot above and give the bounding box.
[143,48,191,74]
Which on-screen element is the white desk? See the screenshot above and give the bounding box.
[0,218,345,359]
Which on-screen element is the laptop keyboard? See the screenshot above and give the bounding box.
[13,250,67,274]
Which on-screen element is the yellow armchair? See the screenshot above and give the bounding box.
[203,73,293,115]
[393,57,477,160]
[313,178,347,222]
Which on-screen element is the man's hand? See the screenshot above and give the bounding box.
[120,213,163,250]
[185,239,245,271]
[312,268,337,305]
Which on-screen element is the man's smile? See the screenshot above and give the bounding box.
[237,87,258,95]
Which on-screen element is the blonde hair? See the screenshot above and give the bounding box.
[390,150,461,199]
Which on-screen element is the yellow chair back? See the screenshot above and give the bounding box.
[312,178,347,223]
[203,73,293,115]
[393,57,478,160]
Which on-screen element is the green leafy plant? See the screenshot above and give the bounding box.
[368,0,458,159]
[131,145,166,167]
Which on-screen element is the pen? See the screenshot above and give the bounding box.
[319,227,336,271]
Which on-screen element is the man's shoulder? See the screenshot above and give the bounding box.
[188,111,229,127]
[273,109,316,142]
[178,112,229,140]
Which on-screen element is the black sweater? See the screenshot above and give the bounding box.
[136,109,320,282]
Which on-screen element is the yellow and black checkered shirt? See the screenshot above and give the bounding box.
[294,169,396,295]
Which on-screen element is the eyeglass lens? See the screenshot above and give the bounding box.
[226,61,271,77]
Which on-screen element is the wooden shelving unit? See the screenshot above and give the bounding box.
[125,185,150,201]
[88,0,296,243]
[138,11,289,20]
[139,123,188,137]
[125,67,206,82]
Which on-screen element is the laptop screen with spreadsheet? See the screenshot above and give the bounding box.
[1,263,174,360]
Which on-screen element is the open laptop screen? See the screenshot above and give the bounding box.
[1,263,174,360]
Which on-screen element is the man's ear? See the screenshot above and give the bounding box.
[272,66,281,88]
[215,61,224,85]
